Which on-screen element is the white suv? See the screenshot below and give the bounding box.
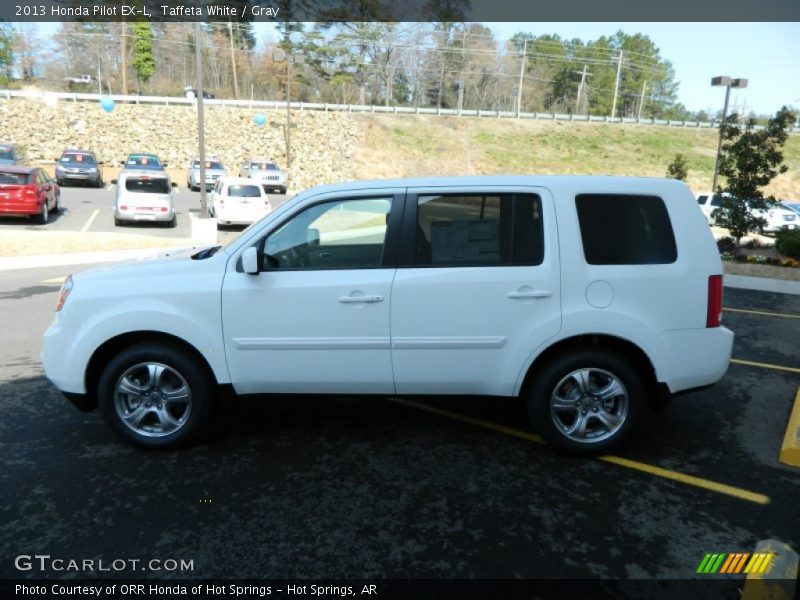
[43,176,733,455]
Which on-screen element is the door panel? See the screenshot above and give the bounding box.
[222,191,404,395]
[390,187,561,397]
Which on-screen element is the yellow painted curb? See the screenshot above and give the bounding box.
[779,387,800,467]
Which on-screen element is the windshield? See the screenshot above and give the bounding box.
[124,177,170,194]
[249,162,279,171]
[61,153,96,165]
[0,171,30,184]
[0,148,13,161]
[127,155,162,169]
[192,160,223,170]
[228,184,262,197]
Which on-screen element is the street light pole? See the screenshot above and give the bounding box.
[195,21,208,218]
[710,76,748,194]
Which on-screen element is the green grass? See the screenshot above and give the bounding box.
[354,115,800,198]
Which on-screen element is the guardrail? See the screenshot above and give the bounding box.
[2,89,798,133]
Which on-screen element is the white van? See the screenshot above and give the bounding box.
[43,176,733,455]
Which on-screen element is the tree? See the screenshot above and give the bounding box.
[131,21,156,89]
[666,153,688,180]
[712,107,797,246]
[0,22,13,81]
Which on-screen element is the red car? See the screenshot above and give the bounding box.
[0,166,61,224]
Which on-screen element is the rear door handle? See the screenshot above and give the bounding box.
[338,294,383,303]
[508,290,552,299]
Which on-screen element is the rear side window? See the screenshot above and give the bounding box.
[415,193,543,266]
[125,177,170,194]
[576,194,677,265]
[228,185,262,197]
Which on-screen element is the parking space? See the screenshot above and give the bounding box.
[0,184,294,245]
[0,263,797,581]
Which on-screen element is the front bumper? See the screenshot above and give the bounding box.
[42,321,85,395]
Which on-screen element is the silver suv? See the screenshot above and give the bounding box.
[187,157,226,192]
[239,158,286,194]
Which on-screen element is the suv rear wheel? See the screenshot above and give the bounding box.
[98,343,217,449]
[527,348,642,455]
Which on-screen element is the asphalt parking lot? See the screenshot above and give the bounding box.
[0,182,293,245]
[0,256,797,587]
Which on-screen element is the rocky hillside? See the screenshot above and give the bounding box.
[0,98,357,191]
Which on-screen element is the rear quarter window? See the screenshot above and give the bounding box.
[575,194,677,265]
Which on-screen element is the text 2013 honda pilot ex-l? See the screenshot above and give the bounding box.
[43,176,733,455]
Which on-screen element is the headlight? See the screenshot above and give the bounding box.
[55,165,64,172]
[88,167,97,173]
[56,275,73,312]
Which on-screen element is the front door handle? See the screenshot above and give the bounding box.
[338,294,383,303]
[508,290,553,299]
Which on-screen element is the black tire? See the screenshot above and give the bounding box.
[278,187,286,194]
[97,342,217,449]
[527,348,642,456]
[114,217,123,226]
[37,201,49,225]
[56,179,65,187]
[168,216,177,228]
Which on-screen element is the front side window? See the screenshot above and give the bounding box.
[415,193,543,266]
[576,194,677,265]
[264,197,392,270]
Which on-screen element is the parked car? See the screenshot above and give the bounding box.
[209,177,272,227]
[55,149,104,188]
[120,153,166,172]
[113,170,177,227]
[0,166,60,224]
[239,158,287,194]
[43,176,733,454]
[183,87,215,100]
[697,192,798,233]
[0,143,27,166]
[187,157,226,192]
[66,74,95,84]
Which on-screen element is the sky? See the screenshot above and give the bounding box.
[27,21,800,115]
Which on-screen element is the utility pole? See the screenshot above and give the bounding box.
[516,38,527,118]
[120,22,127,95]
[637,80,647,120]
[610,50,623,119]
[574,65,589,114]
[710,76,748,193]
[195,21,208,218]
[284,30,292,173]
[228,20,239,100]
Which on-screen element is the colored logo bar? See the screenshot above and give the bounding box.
[696,552,774,574]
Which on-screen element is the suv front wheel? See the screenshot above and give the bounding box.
[527,349,642,455]
[98,342,217,449]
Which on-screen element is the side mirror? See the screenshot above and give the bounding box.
[119,161,126,166]
[242,247,260,275]
[110,179,117,185]
[162,163,169,168]
[171,182,178,188]
[98,161,104,165]
[306,228,320,248]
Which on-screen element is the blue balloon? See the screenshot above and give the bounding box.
[100,97,115,113]
[253,112,266,127]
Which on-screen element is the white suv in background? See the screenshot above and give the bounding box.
[43,176,733,455]
[697,192,798,233]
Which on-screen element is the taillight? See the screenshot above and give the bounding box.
[707,275,723,327]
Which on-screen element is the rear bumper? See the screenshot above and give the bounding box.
[0,201,41,216]
[115,208,175,222]
[655,326,734,394]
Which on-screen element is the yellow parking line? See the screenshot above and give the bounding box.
[389,398,770,505]
[731,358,800,375]
[80,209,100,232]
[724,307,800,320]
[779,387,800,467]
[40,276,67,284]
